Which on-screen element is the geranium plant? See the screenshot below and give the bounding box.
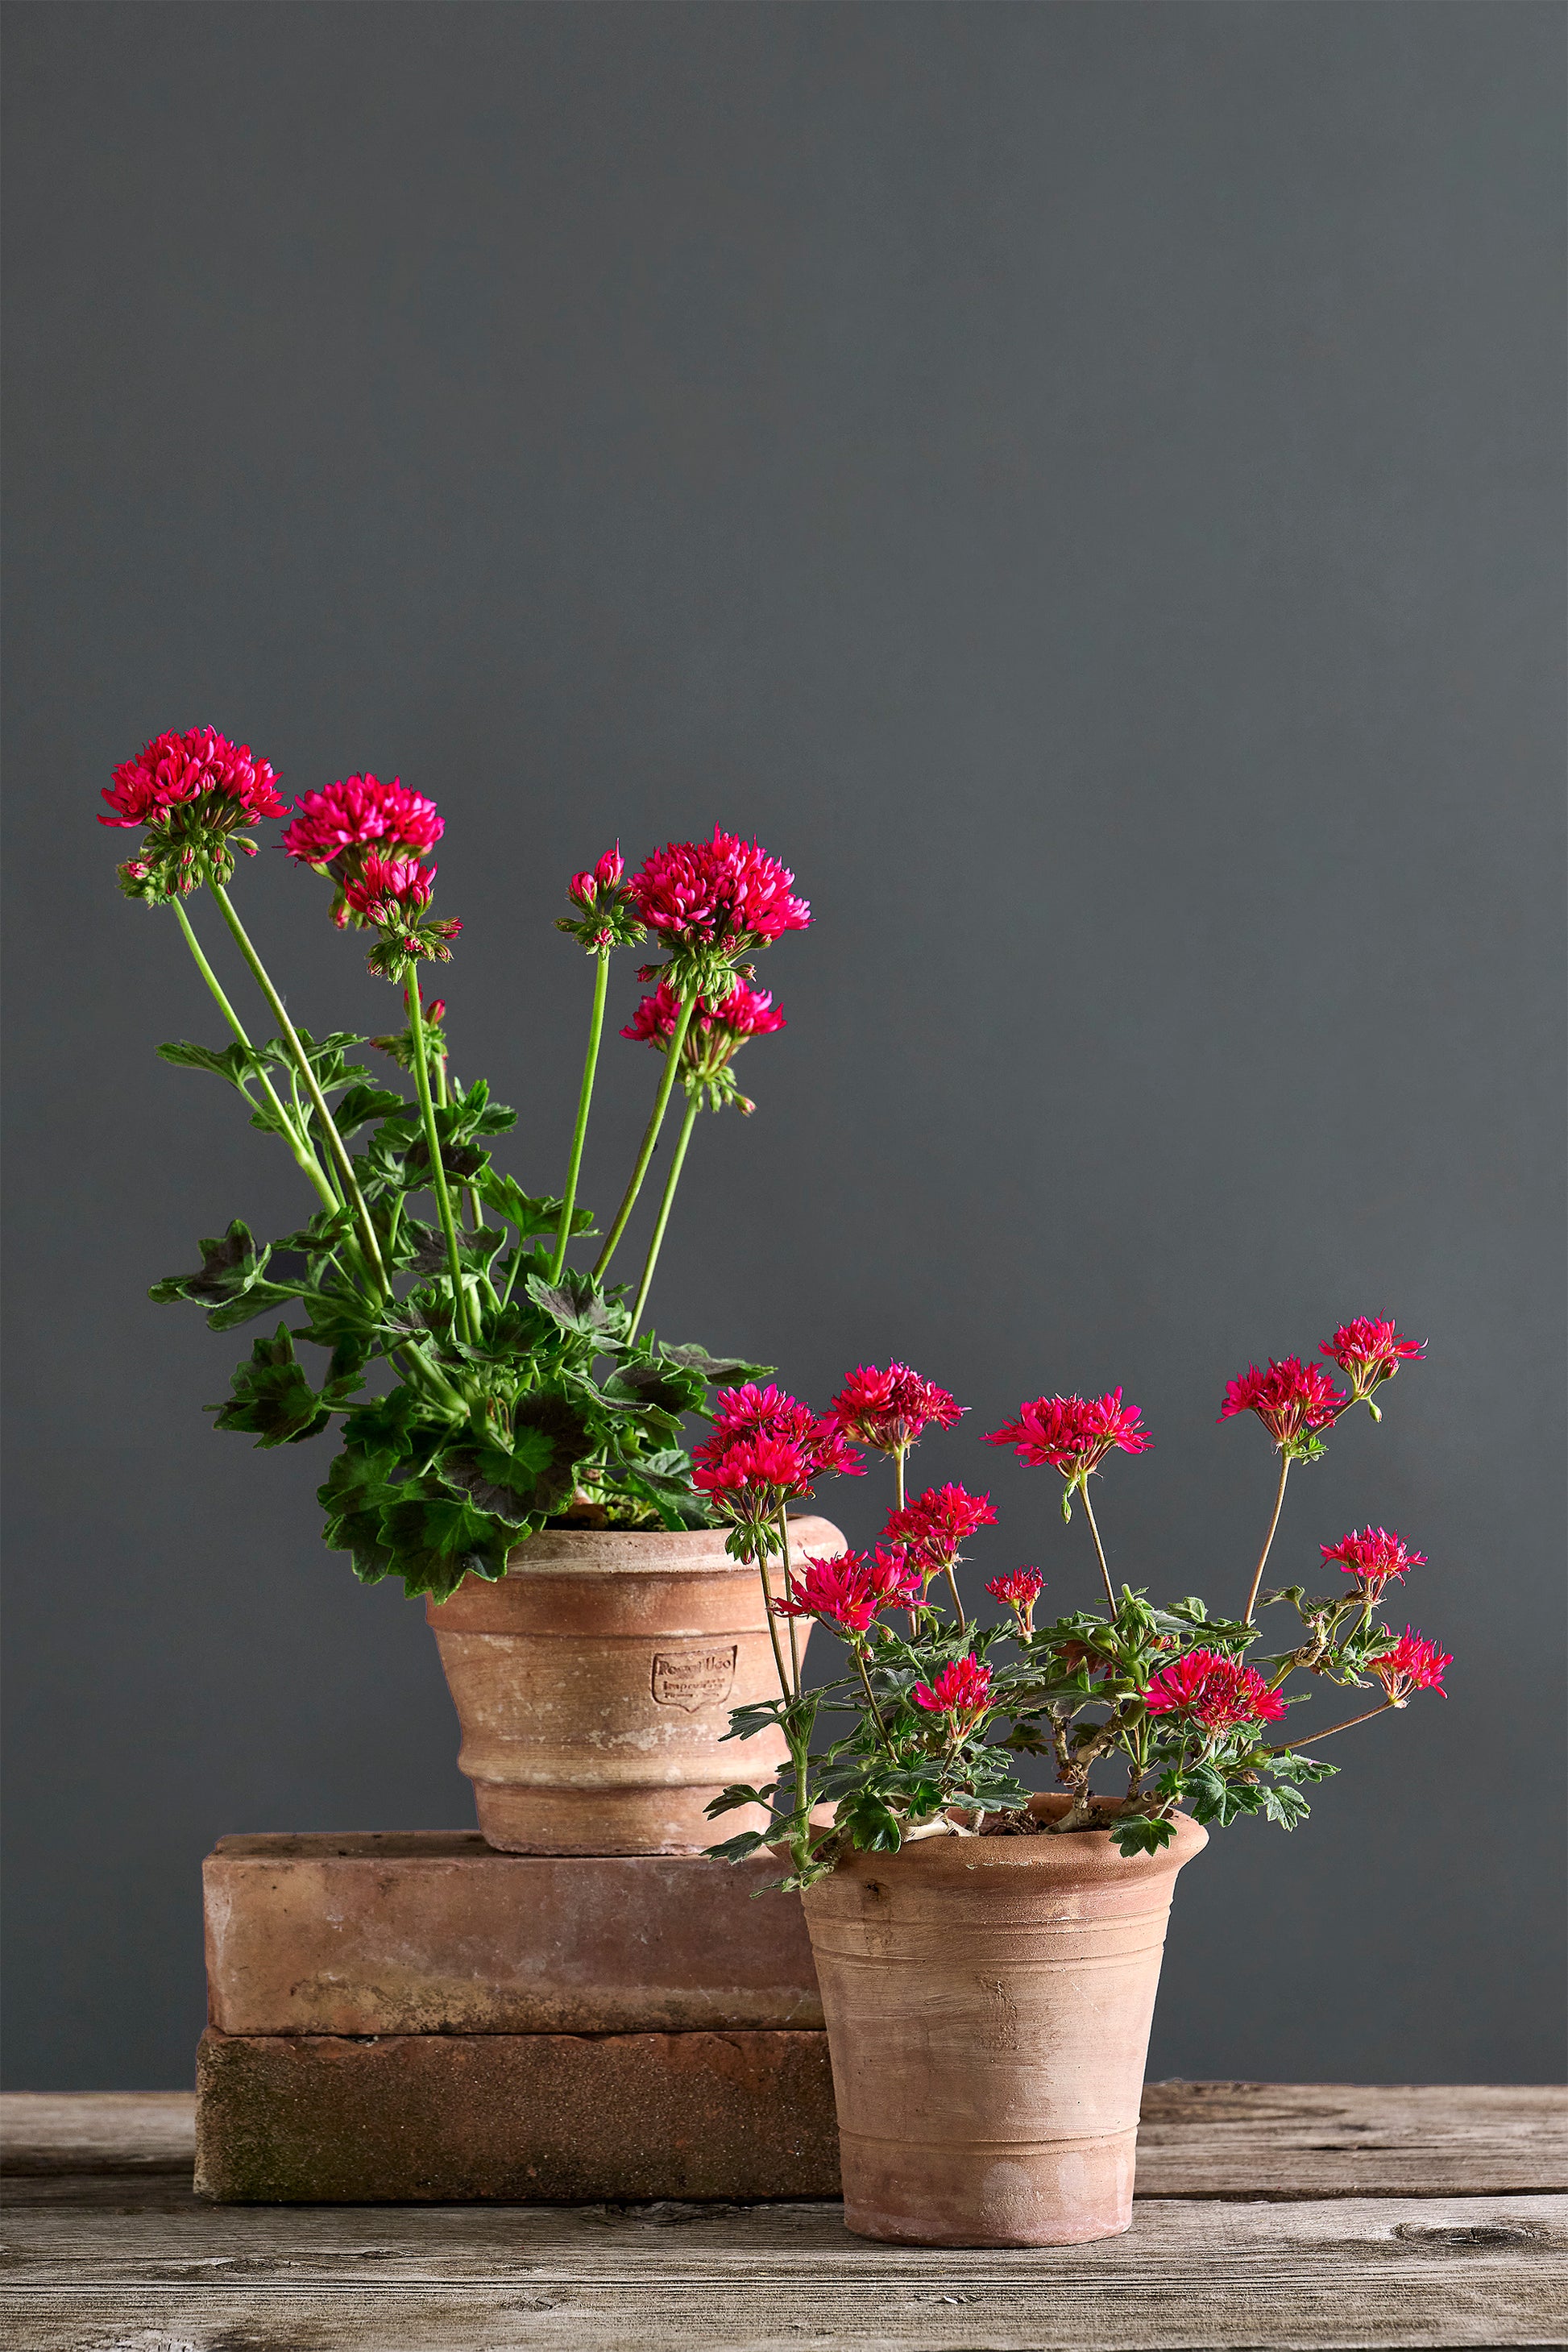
[705,1327,1448,1879]
[104,724,811,1599]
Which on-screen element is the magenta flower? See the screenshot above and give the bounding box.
[985,1567,1044,1632]
[1371,1628,1451,1704]
[1321,1318,1426,1407]
[774,1547,920,1635]
[559,843,645,953]
[102,728,285,898]
[281,775,442,865]
[1321,1526,1426,1603]
[339,856,462,977]
[1143,1649,1288,1732]
[1219,1357,1344,1457]
[828,1363,965,1458]
[629,828,810,988]
[692,1387,864,1533]
[883,1483,998,1574]
[621,977,786,1112]
[982,1389,1151,1484]
[912,1655,993,1727]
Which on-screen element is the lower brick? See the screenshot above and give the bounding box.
[194,2026,840,2202]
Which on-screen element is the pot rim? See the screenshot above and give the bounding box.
[492,1512,847,1578]
[807,1791,1208,1891]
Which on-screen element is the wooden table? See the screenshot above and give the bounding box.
[2,2083,1563,2349]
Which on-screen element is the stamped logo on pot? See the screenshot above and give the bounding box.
[651,1645,737,1711]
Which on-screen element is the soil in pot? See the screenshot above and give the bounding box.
[426,1514,845,1856]
[801,1792,1207,2246]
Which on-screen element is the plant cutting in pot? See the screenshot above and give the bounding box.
[706,1334,1446,2245]
[102,727,845,1851]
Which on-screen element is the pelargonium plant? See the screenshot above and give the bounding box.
[705,1327,1447,1881]
[106,725,811,1598]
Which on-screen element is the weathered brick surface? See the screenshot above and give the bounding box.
[194,2027,840,2202]
[204,1833,823,2035]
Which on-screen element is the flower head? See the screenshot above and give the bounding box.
[774,1546,920,1634]
[1143,1648,1288,1732]
[621,977,786,1112]
[692,1386,862,1538]
[338,855,461,980]
[558,843,646,953]
[1219,1357,1344,1458]
[630,828,810,993]
[912,1654,993,1728]
[1371,1627,1450,1705]
[985,1567,1044,1633]
[828,1363,965,1458]
[983,1390,1151,1491]
[102,728,285,898]
[282,775,442,867]
[1321,1526,1426,1603]
[883,1483,998,1574]
[1321,1318,1425,1412]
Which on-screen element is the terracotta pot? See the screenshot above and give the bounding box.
[426,1516,844,1856]
[801,1793,1206,2246]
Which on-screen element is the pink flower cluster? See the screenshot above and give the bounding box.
[342,854,437,923]
[1371,1628,1450,1703]
[828,1363,965,1458]
[1219,1356,1344,1454]
[1321,1526,1426,1603]
[630,828,810,977]
[622,977,786,1047]
[559,845,645,953]
[101,727,286,833]
[775,1546,923,1635]
[985,1567,1044,1632]
[691,1383,863,1529]
[883,1482,997,1576]
[281,775,442,866]
[1321,1319,1425,1401]
[983,1389,1151,1481]
[1143,1648,1288,1732]
[912,1655,993,1726]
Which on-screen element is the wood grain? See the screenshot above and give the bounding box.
[4,2088,1563,2349]
[3,2195,1562,2348]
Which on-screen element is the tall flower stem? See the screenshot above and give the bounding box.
[552,951,609,1281]
[944,1565,967,1628]
[628,1091,699,1340]
[407,977,480,1347]
[775,1508,803,1698]
[205,878,390,1296]
[1243,1456,1292,1624]
[1079,1479,1117,1612]
[756,1543,792,1706]
[171,901,339,1217]
[431,1039,483,1236]
[852,1643,890,1747]
[1269,1702,1391,1750]
[592,989,698,1282]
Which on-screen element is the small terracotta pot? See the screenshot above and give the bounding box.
[426,1516,844,1856]
[801,1794,1206,2246]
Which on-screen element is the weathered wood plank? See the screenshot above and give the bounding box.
[3,2196,1562,2349]
[6,2084,1563,2196]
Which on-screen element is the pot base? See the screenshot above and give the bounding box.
[840,2127,1135,2246]
[471,1780,771,1857]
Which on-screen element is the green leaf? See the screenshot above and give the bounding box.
[837,1794,904,1853]
[331,1081,409,1138]
[205,1280,310,1332]
[341,1390,430,1461]
[475,1169,593,1239]
[378,1493,512,1603]
[525,1271,628,1346]
[722,1699,786,1743]
[662,1345,775,1387]
[318,1446,404,1583]
[705,1830,769,1863]
[1259,1782,1313,1830]
[703,1784,769,1819]
[1112,1815,1179,1857]
[157,1038,279,1087]
[150,1221,266,1308]
[209,1324,331,1448]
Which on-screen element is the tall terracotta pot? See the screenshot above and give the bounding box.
[426,1516,844,1856]
[801,1794,1206,2246]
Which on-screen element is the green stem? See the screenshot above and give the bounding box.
[757,1545,793,1706]
[432,1047,482,1234]
[408,977,480,1348]
[592,989,699,1282]
[552,951,610,1281]
[1079,1479,1117,1612]
[628,1090,699,1339]
[1243,1455,1292,1624]
[171,900,341,1216]
[1270,1702,1393,1752]
[852,1641,890,1748]
[944,1562,968,1628]
[206,877,390,1295]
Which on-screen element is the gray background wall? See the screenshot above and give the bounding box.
[3,0,1562,2092]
